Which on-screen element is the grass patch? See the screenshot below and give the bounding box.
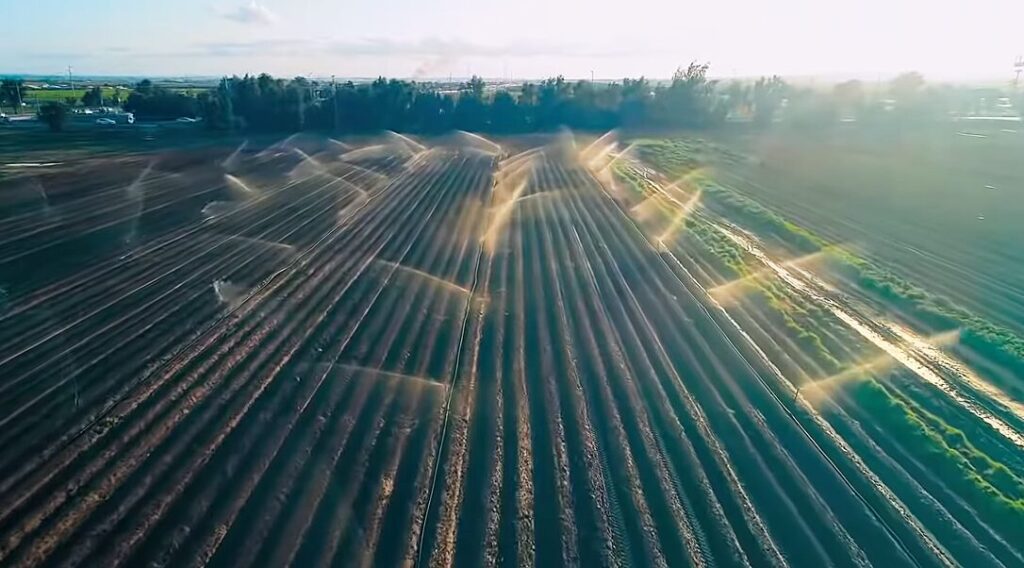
[14,87,123,106]
[854,380,1024,542]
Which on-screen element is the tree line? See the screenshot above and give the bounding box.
[22,67,1024,133]
[722,72,1024,128]
[191,69,1024,133]
[193,63,724,134]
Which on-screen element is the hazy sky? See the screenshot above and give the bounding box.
[4,0,1022,81]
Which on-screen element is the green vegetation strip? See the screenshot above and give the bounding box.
[854,380,1024,541]
[635,138,1024,385]
[631,138,1024,538]
[613,164,842,373]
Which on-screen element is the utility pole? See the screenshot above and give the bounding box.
[68,65,74,95]
[332,74,339,133]
[221,75,235,132]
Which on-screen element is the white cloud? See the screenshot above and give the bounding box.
[221,1,278,25]
[187,37,644,60]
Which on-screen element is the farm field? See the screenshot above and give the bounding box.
[0,131,1022,567]
[688,124,1024,335]
[6,86,205,106]
[3,88,124,113]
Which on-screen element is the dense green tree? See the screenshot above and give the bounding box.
[175,65,738,134]
[37,102,69,131]
[752,75,787,126]
[620,77,652,126]
[722,80,750,118]
[652,62,720,128]
[785,88,839,128]
[0,78,25,113]
[81,86,104,107]
[125,80,197,119]
[833,80,864,119]
[489,90,523,132]
[454,76,488,130]
[198,78,236,130]
[888,72,938,122]
[890,72,925,102]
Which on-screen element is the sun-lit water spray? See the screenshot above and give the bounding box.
[335,177,369,197]
[376,260,477,298]
[123,163,153,248]
[578,132,624,173]
[800,355,896,405]
[557,127,577,151]
[579,130,618,162]
[885,324,1024,419]
[201,201,239,220]
[257,133,302,158]
[289,147,328,180]
[327,138,352,152]
[335,362,445,391]
[334,160,390,186]
[801,329,968,407]
[2,162,61,169]
[587,143,620,171]
[279,132,302,147]
[656,189,703,243]
[499,147,542,169]
[721,225,1024,449]
[340,144,388,162]
[707,271,768,304]
[621,164,709,216]
[224,173,257,200]
[221,235,297,257]
[662,167,709,198]
[629,193,671,222]
[212,279,249,309]
[592,162,631,204]
[481,181,529,252]
[493,149,539,194]
[443,195,489,250]
[599,142,637,173]
[896,328,962,352]
[453,130,502,154]
[708,250,828,304]
[27,178,55,219]
[384,130,427,153]
[494,154,538,187]
[336,193,369,226]
[221,140,248,171]
[514,191,560,205]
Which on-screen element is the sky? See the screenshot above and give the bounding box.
[2,0,1022,82]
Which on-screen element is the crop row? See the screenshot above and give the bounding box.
[4,139,1012,567]
[623,154,1023,566]
[0,146,496,566]
[0,156,396,488]
[416,146,945,567]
